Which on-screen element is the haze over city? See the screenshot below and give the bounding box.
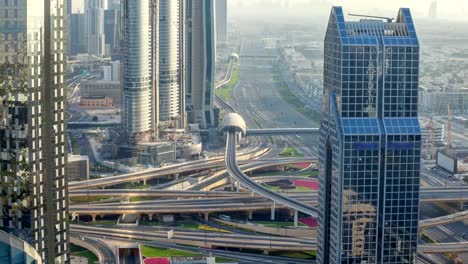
[0,0,467,264]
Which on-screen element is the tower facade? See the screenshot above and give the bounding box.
[318,7,421,264]
[84,0,106,56]
[186,0,218,129]
[0,1,69,263]
[122,0,154,143]
[215,0,228,44]
[159,0,181,122]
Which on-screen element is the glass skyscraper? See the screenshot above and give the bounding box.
[0,1,69,263]
[318,7,421,264]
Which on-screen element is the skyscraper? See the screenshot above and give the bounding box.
[186,0,218,129]
[122,0,154,143]
[318,7,421,264]
[0,1,69,263]
[104,7,121,58]
[428,0,438,19]
[85,0,106,56]
[216,0,228,45]
[159,0,181,123]
[69,13,86,55]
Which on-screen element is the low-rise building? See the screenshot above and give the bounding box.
[138,142,176,167]
[81,79,122,106]
[67,155,90,181]
[80,95,114,108]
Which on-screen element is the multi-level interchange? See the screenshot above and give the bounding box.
[1,1,468,264]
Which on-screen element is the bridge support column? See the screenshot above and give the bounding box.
[91,214,97,222]
[271,201,276,221]
[459,202,465,210]
[247,210,253,220]
[142,179,147,185]
[236,181,240,192]
[294,210,298,227]
[204,213,209,222]
[148,214,153,221]
[262,250,269,255]
[174,173,179,180]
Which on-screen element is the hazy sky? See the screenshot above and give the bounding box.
[229,0,468,21]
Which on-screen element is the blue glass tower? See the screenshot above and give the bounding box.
[318,7,421,264]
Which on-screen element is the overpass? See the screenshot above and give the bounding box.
[69,186,468,203]
[71,225,316,251]
[69,155,314,190]
[70,234,116,264]
[419,242,468,253]
[225,130,318,217]
[419,210,468,229]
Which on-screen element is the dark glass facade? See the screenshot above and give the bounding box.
[0,1,69,263]
[318,7,421,264]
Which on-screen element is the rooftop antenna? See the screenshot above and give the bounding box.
[348,13,394,23]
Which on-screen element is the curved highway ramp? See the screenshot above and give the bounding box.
[225,131,318,216]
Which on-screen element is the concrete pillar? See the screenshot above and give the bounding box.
[459,202,465,210]
[91,214,97,222]
[271,201,276,221]
[174,173,179,180]
[142,179,147,185]
[294,210,298,227]
[148,214,153,221]
[236,181,240,192]
[247,211,253,220]
[204,213,209,222]
[262,250,269,255]
[250,191,255,197]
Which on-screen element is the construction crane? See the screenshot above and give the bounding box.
[423,118,436,160]
[348,14,394,23]
[447,104,452,154]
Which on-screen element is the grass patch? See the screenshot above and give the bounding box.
[141,246,202,258]
[129,197,156,202]
[464,176,468,183]
[125,183,150,189]
[252,221,306,227]
[70,196,109,203]
[82,220,116,226]
[71,244,99,264]
[262,183,281,191]
[279,146,304,158]
[281,251,316,259]
[181,223,199,230]
[216,63,240,101]
[216,257,236,262]
[272,67,321,122]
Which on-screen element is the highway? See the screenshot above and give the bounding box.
[69,186,468,203]
[70,233,116,264]
[69,196,317,216]
[226,131,318,216]
[420,210,468,229]
[69,150,315,190]
[71,225,316,251]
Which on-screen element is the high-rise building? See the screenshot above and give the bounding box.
[104,8,120,58]
[186,0,218,129]
[0,1,69,263]
[159,0,181,122]
[318,7,421,264]
[122,0,154,143]
[85,0,106,56]
[216,0,228,44]
[428,0,437,19]
[69,13,86,55]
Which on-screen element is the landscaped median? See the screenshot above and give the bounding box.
[140,245,235,264]
[216,62,240,101]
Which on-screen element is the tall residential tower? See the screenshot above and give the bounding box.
[159,0,181,123]
[84,0,106,56]
[318,7,421,264]
[0,1,70,263]
[122,0,154,143]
